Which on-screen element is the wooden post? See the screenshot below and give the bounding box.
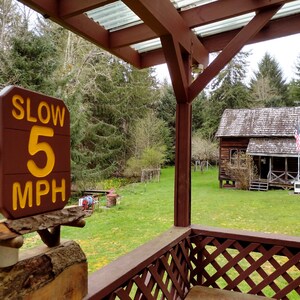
[174,102,192,227]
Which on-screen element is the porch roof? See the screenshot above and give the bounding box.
[247,137,298,157]
[18,0,300,103]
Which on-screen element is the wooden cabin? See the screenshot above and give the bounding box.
[5,1,300,299]
[216,107,300,190]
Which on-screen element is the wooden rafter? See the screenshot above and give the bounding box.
[188,4,283,102]
[110,0,295,49]
[139,13,300,68]
[18,0,300,69]
[202,13,300,53]
[122,0,209,67]
[58,0,114,18]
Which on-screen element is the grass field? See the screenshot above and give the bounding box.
[24,166,300,274]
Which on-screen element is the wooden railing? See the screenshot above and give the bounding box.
[268,171,298,185]
[85,226,300,300]
[189,226,300,299]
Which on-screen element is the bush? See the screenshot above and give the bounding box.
[124,147,165,178]
[224,153,257,190]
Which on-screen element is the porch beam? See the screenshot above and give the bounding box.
[122,0,209,67]
[140,13,300,68]
[180,0,294,29]
[161,35,190,103]
[188,5,282,102]
[58,0,115,18]
[201,13,300,53]
[110,0,293,48]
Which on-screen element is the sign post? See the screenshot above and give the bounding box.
[0,86,70,219]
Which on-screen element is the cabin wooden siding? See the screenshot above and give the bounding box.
[219,137,249,182]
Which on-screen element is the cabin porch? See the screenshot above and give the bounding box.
[252,156,299,190]
[85,225,300,300]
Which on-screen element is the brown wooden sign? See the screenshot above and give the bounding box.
[0,86,70,219]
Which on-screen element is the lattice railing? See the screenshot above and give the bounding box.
[86,226,300,300]
[189,226,300,300]
[86,227,192,300]
[111,241,191,299]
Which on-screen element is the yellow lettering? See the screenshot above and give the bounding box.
[38,101,51,124]
[36,180,50,206]
[52,179,66,203]
[11,94,25,120]
[27,126,55,178]
[26,98,37,123]
[51,104,65,127]
[12,181,33,210]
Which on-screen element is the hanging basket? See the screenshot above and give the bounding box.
[106,194,117,207]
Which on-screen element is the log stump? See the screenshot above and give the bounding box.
[0,240,87,299]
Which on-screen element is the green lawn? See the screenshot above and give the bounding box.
[24,166,300,273]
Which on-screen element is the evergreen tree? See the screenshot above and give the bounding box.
[288,54,300,106]
[0,0,20,50]
[155,83,176,164]
[250,52,287,107]
[200,51,251,139]
[192,91,207,132]
[0,24,59,92]
[53,32,159,182]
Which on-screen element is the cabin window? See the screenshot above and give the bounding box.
[230,149,238,166]
[230,149,247,167]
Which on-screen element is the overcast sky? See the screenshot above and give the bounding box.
[155,33,300,84]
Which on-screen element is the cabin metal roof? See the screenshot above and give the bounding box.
[247,138,298,157]
[216,107,300,138]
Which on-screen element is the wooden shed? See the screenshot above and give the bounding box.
[216,107,300,190]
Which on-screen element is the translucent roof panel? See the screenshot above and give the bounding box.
[171,0,216,10]
[195,0,300,37]
[86,1,142,31]
[132,38,162,53]
[85,0,300,54]
[86,0,216,32]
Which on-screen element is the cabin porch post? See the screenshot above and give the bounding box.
[174,102,192,227]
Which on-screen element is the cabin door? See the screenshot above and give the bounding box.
[260,156,269,179]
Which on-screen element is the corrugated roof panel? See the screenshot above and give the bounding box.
[132,38,161,53]
[85,0,300,53]
[194,12,254,37]
[171,0,216,10]
[195,0,300,38]
[86,1,142,31]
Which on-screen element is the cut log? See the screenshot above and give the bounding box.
[0,240,87,299]
[3,206,86,235]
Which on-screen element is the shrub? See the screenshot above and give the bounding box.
[224,153,257,190]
